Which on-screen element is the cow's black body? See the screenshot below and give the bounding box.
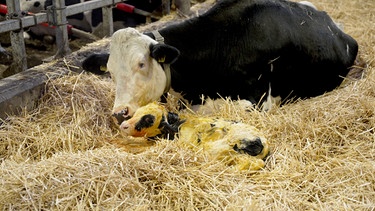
[148,0,358,104]
[84,0,358,105]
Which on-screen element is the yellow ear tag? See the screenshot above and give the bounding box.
[158,56,166,63]
[100,65,108,72]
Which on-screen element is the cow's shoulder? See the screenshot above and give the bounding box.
[204,0,298,19]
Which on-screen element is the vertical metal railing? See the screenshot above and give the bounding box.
[100,5,114,38]
[53,0,71,57]
[5,0,27,73]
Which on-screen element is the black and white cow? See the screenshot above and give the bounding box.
[82,0,358,125]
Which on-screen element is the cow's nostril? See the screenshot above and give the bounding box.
[112,108,130,125]
[233,137,264,156]
[34,2,41,7]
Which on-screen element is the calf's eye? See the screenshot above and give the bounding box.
[135,114,156,131]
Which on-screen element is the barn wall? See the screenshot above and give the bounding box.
[0,63,67,120]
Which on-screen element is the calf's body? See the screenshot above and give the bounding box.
[120,102,270,170]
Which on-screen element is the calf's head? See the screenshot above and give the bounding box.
[120,102,184,139]
[107,28,179,125]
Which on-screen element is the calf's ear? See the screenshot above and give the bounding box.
[150,43,180,64]
[82,53,110,75]
[157,112,185,140]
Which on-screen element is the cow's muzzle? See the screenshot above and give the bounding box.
[112,108,131,125]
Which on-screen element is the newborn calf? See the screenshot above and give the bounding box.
[120,102,270,171]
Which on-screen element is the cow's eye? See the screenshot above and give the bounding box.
[135,56,148,73]
[139,62,145,69]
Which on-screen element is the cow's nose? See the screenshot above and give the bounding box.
[112,108,131,125]
[233,137,264,156]
[34,2,41,7]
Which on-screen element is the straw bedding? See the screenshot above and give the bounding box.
[1,0,374,209]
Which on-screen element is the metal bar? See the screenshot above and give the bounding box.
[6,0,27,73]
[0,20,19,33]
[21,13,48,28]
[54,0,71,58]
[162,0,170,15]
[66,0,124,16]
[0,12,48,33]
[175,0,191,16]
[101,5,114,37]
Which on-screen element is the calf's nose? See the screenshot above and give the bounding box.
[233,137,264,156]
[120,122,130,130]
[112,108,131,125]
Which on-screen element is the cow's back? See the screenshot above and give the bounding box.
[160,0,358,103]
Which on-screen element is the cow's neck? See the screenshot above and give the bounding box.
[150,30,171,94]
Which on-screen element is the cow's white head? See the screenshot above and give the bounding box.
[107,28,180,125]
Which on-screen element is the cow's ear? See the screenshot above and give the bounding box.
[150,43,180,64]
[82,53,110,75]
